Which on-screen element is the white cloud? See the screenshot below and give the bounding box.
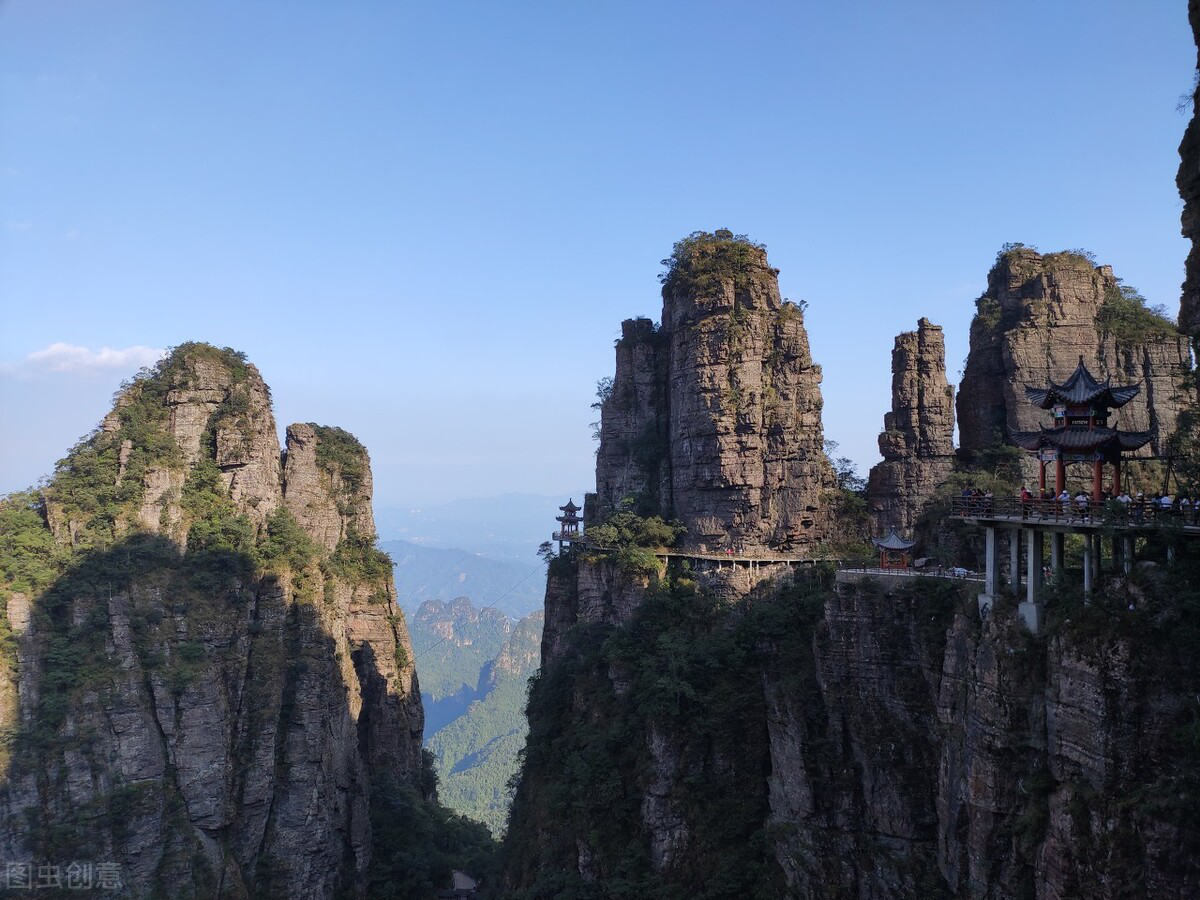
[14,343,165,375]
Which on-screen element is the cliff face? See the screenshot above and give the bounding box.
[866,318,956,533]
[1178,0,1200,343]
[957,249,1192,463]
[0,345,424,898]
[506,561,1200,898]
[503,238,1200,897]
[594,232,837,552]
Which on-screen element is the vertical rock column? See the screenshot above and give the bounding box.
[592,234,837,553]
[866,318,956,533]
[1178,0,1200,345]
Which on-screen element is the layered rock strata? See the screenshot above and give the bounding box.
[593,234,837,552]
[867,318,956,533]
[1178,0,1200,343]
[957,249,1192,467]
[0,345,423,899]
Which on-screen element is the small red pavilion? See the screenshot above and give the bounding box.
[872,530,915,569]
[1011,358,1154,501]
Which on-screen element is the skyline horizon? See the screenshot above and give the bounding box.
[3,2,1195,506]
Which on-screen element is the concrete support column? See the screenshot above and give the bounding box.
[1009,527,1021,596]
[1168,545,1177,565]
[1122,536,1133,575]
[1083,537,1093,599]
[1020,528,1045,632]
[1051,532,1064,574]
[1091,534,1102,584]
[978,526,998,616]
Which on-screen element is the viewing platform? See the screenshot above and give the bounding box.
[950,496,1200,534]
[950,495,1199,634]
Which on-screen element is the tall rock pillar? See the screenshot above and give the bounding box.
[592,231,837,553]
[866,318,956,533]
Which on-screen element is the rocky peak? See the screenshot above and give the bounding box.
[957,248,1193,467]
[283,422,376,553]
[866,318,956,532]
[594,231,836,552]
[3,342,425,897]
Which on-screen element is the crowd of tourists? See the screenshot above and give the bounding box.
[957,486,1200,526]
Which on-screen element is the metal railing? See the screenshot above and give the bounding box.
[836,565,985,583]
[949,496,1200,528]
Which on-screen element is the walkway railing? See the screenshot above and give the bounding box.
[836,565,984,583]
[949,496,1200,529]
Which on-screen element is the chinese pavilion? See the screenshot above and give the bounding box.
[872,530,915,569]
[1011,357,1154,501]
[554,498,582,549]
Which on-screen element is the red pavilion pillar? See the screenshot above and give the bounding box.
[1038,460,1046,494]
[1112,459,1122,495]
[1055,458,1066,495]
[1092,459,1103,502]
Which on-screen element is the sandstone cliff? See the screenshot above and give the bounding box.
[866,318,956,534]
[957,249,1192,471]
[0,344,425,898]
[593,231,837,553]
[1178,0,1200,344]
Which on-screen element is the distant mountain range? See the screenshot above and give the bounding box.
[382,539,546,618]
[375,492,587,563]
[410,597,542,837]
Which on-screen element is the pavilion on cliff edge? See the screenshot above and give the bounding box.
[553,498,582,551]
[1011,356,1154,501]
[952,357,1199,634]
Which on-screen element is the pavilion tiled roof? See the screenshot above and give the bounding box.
[872,529,915,551]
[1024,357,1141,409]
[1010,425,1155,453]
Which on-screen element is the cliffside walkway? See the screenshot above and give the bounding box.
[568,539,985,585]
[949,496,1200,634]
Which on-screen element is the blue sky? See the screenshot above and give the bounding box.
[1,1,1195,507]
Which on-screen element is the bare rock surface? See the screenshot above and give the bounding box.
[867,318,956,533]
[957,249,1192,466]
[594,236,837,552]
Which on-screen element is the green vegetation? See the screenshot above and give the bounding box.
[368,766,499,899]
[819,440,872,559]
[310,423,369,495]
[659,229,768,296]
[916,443,1024,569]
[504,567,864,898]
[329,526,394,589]
[583,508,683,575]
[1098,280,1178,344]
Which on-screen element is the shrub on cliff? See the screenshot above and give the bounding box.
[659,228,768,296]
[1098,281,1177,344]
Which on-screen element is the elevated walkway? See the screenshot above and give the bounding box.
[950,496,1199,633]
